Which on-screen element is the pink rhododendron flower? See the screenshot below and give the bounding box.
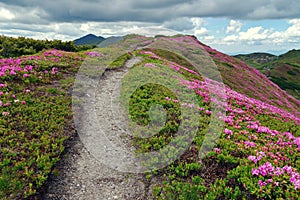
[294,137,300,148]
[267,179,273,183]
[248,155,257,163]
[189,104,194,108]
[206,110,212,115]
[214,148,221,154]
[258,180,267,187]
[252,168,260,175]
[51,67,58,75]
[224,128,233,135]
[144,63,157,68]
[198,107,205,111]
[244,141,256,147]
[86,51,104,57]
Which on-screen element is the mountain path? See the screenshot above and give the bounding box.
[43,57,155,200]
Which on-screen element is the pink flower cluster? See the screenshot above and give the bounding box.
[224,128,233,135]
[169,61,198,75]
[144,63,157,68]
[202,40,300,116]
[164,96,209,115]
[244,141,256,147]
[248,151,266,164]
[141,51,161,59]
[252,162,300,189]
[214,148,221,154]
[86,51,104,57]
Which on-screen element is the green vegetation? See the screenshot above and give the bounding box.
[235,49,300,99]
[0,35,94,58]
[120,44,300,199]
[0,49,84,198]
[234,53,277,69]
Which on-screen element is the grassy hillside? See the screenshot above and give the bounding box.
[0,35,299,199]
[119,35,300,199]
[234,53,277,69]
[0,49,88,198]
[200,42,300,115]
[235,49,300,100]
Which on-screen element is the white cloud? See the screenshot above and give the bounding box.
[190,17,206,27]
[0,21,179,41]
[224,26,269,43]
[226,20,242,33]
[239,26,269,41]
[0,7,15,20]
[217,19,300,54]
[223,35,238,42]
[204,35,215,40]
[285,19,300,37]
[194,27,208,35]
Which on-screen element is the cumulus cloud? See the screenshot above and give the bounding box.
[0,7,15,21]
[194,27,208,35]
[224,20,300,44]
[219,19,300,54]
[226,20,242,33]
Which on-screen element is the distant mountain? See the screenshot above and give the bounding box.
[234,49,300,99]
[74,34,105,45]
[98,36,123,47]
[234,53,277,68]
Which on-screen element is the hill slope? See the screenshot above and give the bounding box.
[234,50,300,99]
[97,36,123,47]
[198,41,300,115]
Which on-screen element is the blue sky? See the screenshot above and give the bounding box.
[0,0,300,55]
[193,18,299,55]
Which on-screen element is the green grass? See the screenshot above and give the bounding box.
[0,50,83,199]
[235,49,300,99]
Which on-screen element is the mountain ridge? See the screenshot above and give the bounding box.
[73,33,105,45]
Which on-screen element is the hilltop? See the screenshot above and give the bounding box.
[74,34,105,45]
[235,49,300,99]
[0,35,299,199]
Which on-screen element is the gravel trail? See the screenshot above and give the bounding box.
[43,57,155,200]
